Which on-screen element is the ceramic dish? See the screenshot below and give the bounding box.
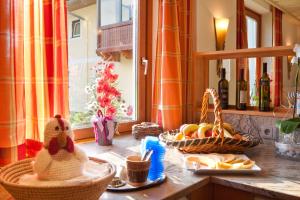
[184,154,261,175]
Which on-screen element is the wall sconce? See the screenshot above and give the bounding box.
[214,18,229,77]
[287,55,293,80]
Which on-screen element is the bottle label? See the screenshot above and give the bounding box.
[220,88,228,103]
[240,90,247,104]
[260,80,270,107]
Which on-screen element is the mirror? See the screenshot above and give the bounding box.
[196,0,300,108]
[208,56,298,109]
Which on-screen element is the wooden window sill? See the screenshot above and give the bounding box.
[73,121,137,141]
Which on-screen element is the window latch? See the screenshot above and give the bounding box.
[141,57,148,75]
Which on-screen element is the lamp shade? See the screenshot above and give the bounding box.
[214,18,229,50]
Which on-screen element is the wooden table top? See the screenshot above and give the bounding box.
[78,134,300,200]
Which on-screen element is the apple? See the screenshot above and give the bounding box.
[205,130,213,137]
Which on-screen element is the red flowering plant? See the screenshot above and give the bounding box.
[86,61,133,119]
[96,62,120,118]
[85,61,133,145]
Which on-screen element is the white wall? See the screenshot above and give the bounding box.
[282,15,300,47]
[196,0,237,51]
[196,0,237,105]
[261,12,273,48]
[282,14,300,106]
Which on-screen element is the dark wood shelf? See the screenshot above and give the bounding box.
[206,107,292,118]
[194,46,294,60]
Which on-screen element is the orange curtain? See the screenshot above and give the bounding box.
[273,7,283,107]
[152,0,193,130]
[236,0,249,81]
[0,0,69,166]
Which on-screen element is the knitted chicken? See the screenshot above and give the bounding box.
[33,115,88,181]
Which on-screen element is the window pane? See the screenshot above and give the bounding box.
[67,1,136,128]
[101,0,120,26]
[72,20,80,38]
[122,0,132,22]
[246,16,258,106]
[246,16,257,48]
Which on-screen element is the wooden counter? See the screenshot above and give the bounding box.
[77,134,300,200]
[211,146,300,200]
[1,134,298,200]
[78,135,210,200]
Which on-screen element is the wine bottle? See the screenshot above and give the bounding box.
[259,63,270,111]
[218,68,229,109]
[236,69,247,110]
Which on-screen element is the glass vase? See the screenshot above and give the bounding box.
[93,118,118,146]
[275,129,300,161]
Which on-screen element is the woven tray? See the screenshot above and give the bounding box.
[0,157,116,200]
[159,88,260,153]
[132,122,163,139]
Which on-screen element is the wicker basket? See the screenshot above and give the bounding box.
[0,157,116,200]
[132,122,163,139]
[159,88,260,153]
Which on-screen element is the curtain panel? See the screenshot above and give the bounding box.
[0,0,69,166]
[151,0,193,130]
[272,7,283,107]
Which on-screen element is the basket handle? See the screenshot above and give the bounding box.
[200,88,224,141]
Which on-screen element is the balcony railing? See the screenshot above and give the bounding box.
[97,21,133,54]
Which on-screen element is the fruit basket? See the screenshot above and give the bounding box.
[0,157,116,200]
[159,88,260,153]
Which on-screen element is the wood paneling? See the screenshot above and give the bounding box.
[213,184,254,200]
[188,183,213,200]
[187,0,197,123]
[145,0,155,122]
[192,58,209,123]
[136,0,147,125]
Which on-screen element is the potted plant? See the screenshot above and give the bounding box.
[86,61,133,146]
[275,44,300,161]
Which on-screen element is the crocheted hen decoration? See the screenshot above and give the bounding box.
[33,115,88,180]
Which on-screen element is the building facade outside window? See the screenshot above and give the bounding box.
[67,0,137,131]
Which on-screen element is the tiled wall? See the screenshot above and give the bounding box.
[207,112,283,144]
